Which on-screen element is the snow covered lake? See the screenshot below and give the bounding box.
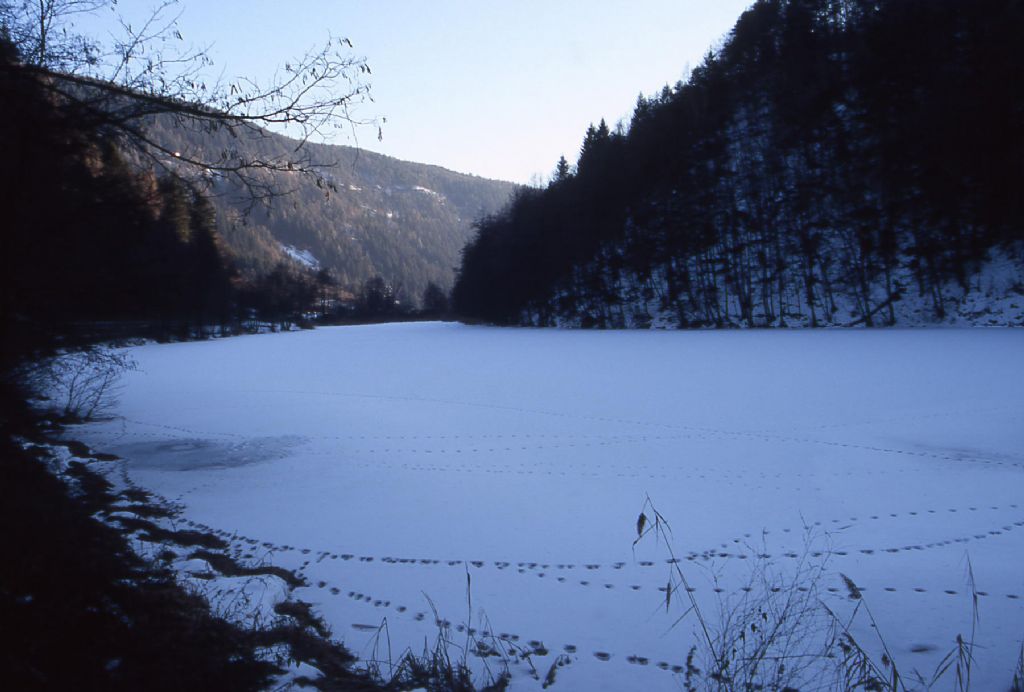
[72,323,1024,690]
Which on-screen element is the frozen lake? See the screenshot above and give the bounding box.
[73,323,1024,690]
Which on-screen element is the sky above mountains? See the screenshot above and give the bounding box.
[81,1,751,183]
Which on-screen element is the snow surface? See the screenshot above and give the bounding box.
[70,323,1024,690]
[281,243,320,270]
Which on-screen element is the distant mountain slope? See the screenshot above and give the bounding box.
[145,116,516,301]
[453,0,1024,327]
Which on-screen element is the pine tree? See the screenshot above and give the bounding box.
[552,155,571,183]
[421,282,448,314]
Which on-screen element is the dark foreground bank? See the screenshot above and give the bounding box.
[0,385,382,691]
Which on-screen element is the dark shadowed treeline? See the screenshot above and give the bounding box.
[0,40,323,370]
[453,0,1024,327]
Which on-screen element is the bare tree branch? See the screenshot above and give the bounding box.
[0,0,378,206]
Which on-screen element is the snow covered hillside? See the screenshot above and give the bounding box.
[525,244,1024,330]
[70,324,1024,690]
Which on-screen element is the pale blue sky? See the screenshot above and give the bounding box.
[84,1,752,183]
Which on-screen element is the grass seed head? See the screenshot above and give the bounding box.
[841,573,862,600]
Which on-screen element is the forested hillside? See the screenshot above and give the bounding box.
[1,44,238,366]
[453,0,1024,327]
[145,118,516,300]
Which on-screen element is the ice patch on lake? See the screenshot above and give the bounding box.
[110,435,307,471]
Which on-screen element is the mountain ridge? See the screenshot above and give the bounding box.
[146,115,517,303]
